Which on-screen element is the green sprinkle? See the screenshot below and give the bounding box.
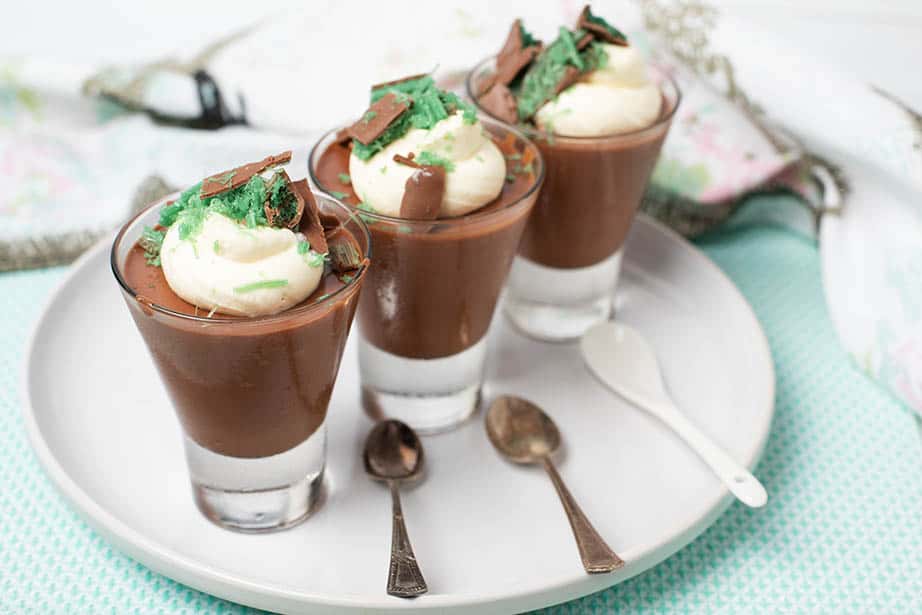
[380,166,388,174]
[330,190,349,200]
[307,252,326,268]
[514,26,610,121]
[297,240,311,255]
[397,224,413,234]
[314,293,331,303]
[214,170,236,186]
[337,173,351,185]
[362,110,378,123]
[353,76,477,160]
[213,240,220,254]
[341,274,354,283]
[233,279,288,294]
[139,226,164,266]
[475,155,484,163]
[417,150,456,172]
[506,173,516,182]
[357,201,375,212]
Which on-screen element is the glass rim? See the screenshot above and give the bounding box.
[464,55,683,143]
[307,115,546,227]
[110,190,372,325]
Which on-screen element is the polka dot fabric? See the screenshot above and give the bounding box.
[2,225,920,614]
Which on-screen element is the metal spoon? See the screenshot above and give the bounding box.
[581,321,768,508]
[486,396,624,574]
[363,420,428,598]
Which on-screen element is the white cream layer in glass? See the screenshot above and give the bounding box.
[348,113,505,218]
[535,44,662,137]
[160,210,324,317]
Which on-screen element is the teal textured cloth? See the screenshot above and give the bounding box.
[2,226,921,614]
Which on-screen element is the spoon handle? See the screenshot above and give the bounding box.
[386,481,427,598]
[542,458,624,574]
[651,401,768,508]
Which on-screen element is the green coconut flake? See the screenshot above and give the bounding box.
[233,279,289,294]
[352,76,477,161]
[514,27,609,121]
[307,252,326,268]
[139,227,164,266]
[337,173,351,184]
[417,150,456,172]
[330,190,349,200]
[297,240,311,255]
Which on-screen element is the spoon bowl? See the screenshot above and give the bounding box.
[485,396,560,464]
[363,419,424,482]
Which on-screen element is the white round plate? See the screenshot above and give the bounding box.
[22,215,774,614]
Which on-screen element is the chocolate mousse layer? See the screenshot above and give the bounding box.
[117,198,367,459]
[518,117,670,269]
[312,123,542,359]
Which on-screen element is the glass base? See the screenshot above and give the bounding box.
[183,426,326,532]
[359,337,486,433]
[504,250,622,342]
[192,471,324,533]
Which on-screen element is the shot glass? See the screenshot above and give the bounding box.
[310,118,544,433]
[468,58,680,341]
[111,192,370,531]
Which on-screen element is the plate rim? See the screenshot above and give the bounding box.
[20,214,775,614]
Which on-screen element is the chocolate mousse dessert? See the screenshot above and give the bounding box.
[112,151,369,530]
[468,6,680,340]
[310,74,544,432]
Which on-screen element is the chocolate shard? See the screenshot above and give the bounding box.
[400,165,445,220]
[264,169,304,229]
[554,65,582,95]
[328,235,364,274]
[576,5,628,46]
[576,32,594,50]
[200,151,292,199]
[478,83,518,124]
[371,72,428,93]
[347,92,411,145]
[492,19,542,88]
[291,179,328,255]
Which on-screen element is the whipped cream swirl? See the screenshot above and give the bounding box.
[535,44,662,137]
[160,210,324,317]
[348,113,506,218]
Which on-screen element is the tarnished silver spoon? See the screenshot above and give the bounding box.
[486,396,624,574]
[363,420,428,598]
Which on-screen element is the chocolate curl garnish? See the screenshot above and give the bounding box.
[486,19,542,92]
[264,169,304,229]
[200,151,292,199]
[291,179,328,255]
[328,235,364,274]
[347,92,411,145]
[478,83,518,125]
[576,5,628,46]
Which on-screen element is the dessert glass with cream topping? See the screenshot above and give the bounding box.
[310,74,544,433]
[111,152,369,532]
[468,6,680,340]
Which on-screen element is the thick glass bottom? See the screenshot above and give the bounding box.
[359,337,486,433]
[504,250,622,342]
[183,426,326,532]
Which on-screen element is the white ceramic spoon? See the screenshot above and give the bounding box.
[581,321,768,508]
